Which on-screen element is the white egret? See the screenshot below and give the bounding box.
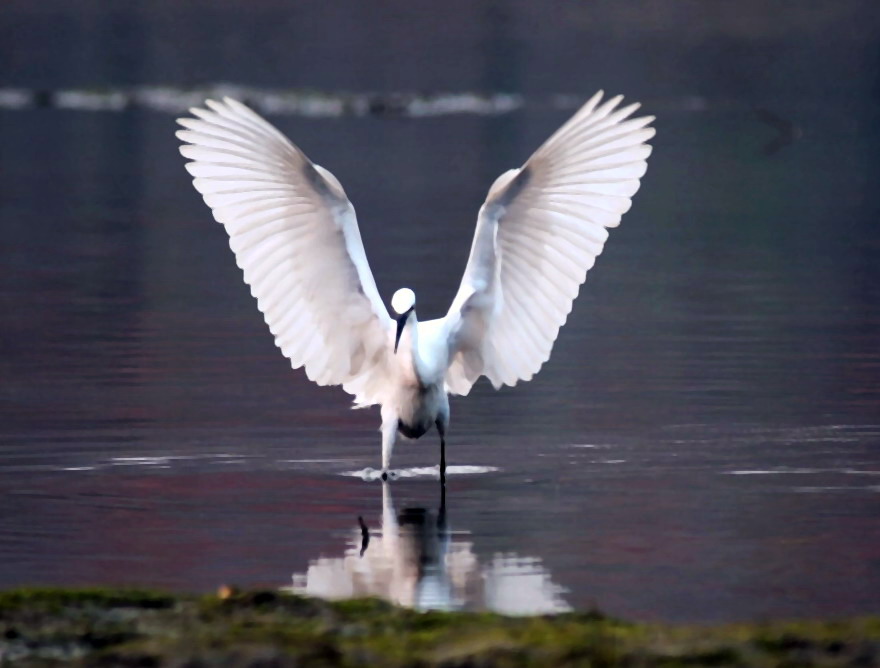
[177,92,654,479]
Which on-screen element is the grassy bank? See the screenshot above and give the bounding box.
[1,588,878,666]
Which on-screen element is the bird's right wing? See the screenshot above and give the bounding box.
[177,98,392,405]
[442,91,654,395]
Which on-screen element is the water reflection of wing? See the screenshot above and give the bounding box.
[484,555,570,615]
[287,482,569,615]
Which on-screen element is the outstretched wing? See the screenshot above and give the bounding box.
[443,91,655,395]
[177,97,392,403]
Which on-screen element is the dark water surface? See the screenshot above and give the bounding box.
[2,1,880,623]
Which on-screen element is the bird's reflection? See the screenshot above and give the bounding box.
[287,481,569,615]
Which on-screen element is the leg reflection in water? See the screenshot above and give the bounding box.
[287,479,569,615]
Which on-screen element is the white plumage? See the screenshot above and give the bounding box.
[177,91,654,477]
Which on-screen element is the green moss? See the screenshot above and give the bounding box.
[0,587,175,612]
[1,587,879,666]
[329,596,395,618]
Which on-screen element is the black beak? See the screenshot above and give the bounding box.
[394,308,412,354]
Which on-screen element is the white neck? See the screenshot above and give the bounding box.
[396,311,429,387]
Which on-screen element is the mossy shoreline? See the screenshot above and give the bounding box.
[1,588,878,667]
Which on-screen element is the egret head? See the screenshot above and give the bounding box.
[391,288,416,315]
[391,288,416,353]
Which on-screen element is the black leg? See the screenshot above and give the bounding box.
[435,419,447,483]
[437,473,447,537]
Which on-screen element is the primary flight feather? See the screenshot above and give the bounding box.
[177,92,654,479]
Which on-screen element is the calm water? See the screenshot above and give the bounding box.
[1,1,880,623]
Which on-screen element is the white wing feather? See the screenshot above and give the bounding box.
[443,91,655,395]
[177,97,392,405]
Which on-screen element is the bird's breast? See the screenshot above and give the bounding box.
[391,382,449,440]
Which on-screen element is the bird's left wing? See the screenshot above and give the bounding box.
[442,91,655,395]
[177,98,392,402]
